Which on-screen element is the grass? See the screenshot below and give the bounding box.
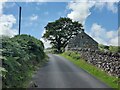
[61,51,119,89]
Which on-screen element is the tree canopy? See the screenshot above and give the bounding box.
[43,17,84,53]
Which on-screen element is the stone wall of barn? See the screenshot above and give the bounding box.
[68,48,120,77]
[67,31,98,50]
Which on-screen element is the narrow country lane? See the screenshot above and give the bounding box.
[29,54,111,88]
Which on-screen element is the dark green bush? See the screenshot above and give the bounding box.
[1,34,46,88]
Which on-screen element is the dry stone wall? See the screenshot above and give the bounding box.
[68,48,120,77]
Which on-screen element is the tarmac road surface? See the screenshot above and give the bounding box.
[30,54,111,89]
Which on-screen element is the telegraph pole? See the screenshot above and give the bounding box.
[19,6,22,35]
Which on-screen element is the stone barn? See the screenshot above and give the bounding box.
[66,30,98,50]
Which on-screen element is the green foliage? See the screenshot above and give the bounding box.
[61,52,119,88]
[99,44,120,53]
[63,51,80,60]
[43,17,84,53]
[98,44,109,51]
[2,34,46,88]
[109,46,120,53]
[0,66,7,77]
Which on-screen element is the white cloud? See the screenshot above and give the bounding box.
[94,2,106,11]
[88,23,118,46]
[67,0,118,24]
[107,3,117,13]
[67,0,95,24]
[106,31,117,39]
[95,2,118,13]
[0,15,17,37]
[0,2,17,37]
[30,14,38,21]
[0,4,2,14]
[40,38,52,49]
[109,37,118,46]
[0,2,4,14]
[40,29,52,49]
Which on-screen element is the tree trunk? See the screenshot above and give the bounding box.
[58,46,62,53]
[57,38,62,53]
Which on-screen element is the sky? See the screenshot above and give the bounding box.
[0,0,119,48]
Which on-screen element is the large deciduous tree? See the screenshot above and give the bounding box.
[42,17,84,53]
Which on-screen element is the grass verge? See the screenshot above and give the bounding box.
[61,51,119,89]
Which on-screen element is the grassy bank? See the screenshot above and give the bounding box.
[61,51,119,89]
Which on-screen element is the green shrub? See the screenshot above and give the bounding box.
[64,51,80,60]
[98,44,120,53]
[2,34,46,88]
[109,46,120,53]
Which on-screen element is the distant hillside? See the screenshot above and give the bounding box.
[1,34,46,88]
[98,44,120,53]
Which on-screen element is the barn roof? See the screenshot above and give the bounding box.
[69,30,98,44]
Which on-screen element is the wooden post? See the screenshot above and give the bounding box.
[19,7,22,35]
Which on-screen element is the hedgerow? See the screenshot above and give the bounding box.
[1,34,46,88]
